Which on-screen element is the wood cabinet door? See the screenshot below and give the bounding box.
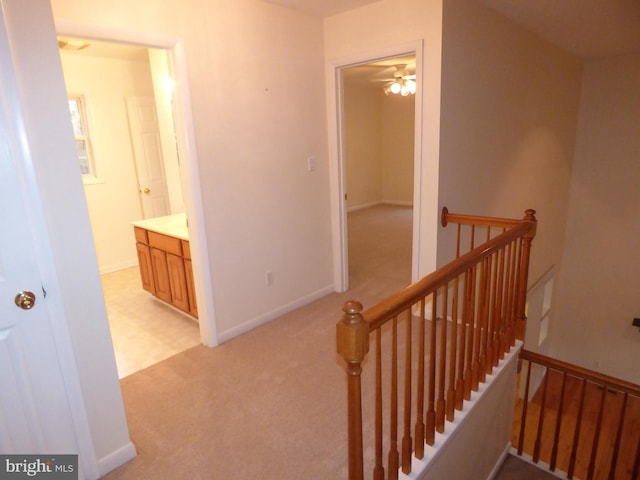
[167,253,189,313]
[150,247,172,303]
[136,242,156,295]
[184,258,198,317]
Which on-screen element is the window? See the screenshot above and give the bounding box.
[67,96,97,179]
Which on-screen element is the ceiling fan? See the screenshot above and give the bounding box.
[380,64,416,96]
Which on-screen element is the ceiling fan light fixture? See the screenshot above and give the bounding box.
[405,79,416,95]
[383,65,416,96]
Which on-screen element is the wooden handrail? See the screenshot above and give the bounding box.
[337,208,537,479]
[363,217,535,332]
[441,206,532,230]
[518,349,640,399]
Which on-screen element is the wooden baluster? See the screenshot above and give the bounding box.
[456,224,461,259]
[515,209,536,341]
[388,317,399,480]
[336,301,369,480]
[608,392,628,479]
[436,285,448,433]
[401,309,413,474]
[485,252,498,376]
[517,359,532,455]
[587,384,608,480]
[471,262,482,389]
[502,240,515,355]
[455,271,467,411]
[633,423,640,480]
[426,293,437,446]
[477,256,490,385]
[533,367,549,463]
[482,223,493,374]
[509,239,520,348]
[568,378,587,479]
[414,299,426,459]
[446,277,458,422]
[470,224,476,251]
[464,266,476,400]
[510,238,523,347]
[374,329,384,480]
[493,246,505,367]
[550,372,567,471]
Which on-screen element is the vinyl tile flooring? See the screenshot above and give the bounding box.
[101,266,201,378]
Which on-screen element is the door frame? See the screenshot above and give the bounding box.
[326,41,425,292]
[54,20,218,346]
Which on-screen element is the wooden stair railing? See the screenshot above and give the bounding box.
[513,349,640,480]
[336,208,537,480]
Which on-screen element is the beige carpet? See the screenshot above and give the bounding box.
[102,205,413,479]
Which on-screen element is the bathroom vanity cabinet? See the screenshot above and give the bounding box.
[132,214,197,318]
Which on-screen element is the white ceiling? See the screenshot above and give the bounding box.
[342,55,416,86]
[262,0,640,58]
[58,37,150,61]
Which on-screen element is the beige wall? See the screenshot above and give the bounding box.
[59,52,154,273]
[344,84,383,208]
[344,84,414,210]
[438,0,583,290]
[51,0,333,339]
[551,53,640,384]
[381,92,414,205]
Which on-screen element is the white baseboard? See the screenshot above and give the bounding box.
[99,260,138,275]
[97,441,137,477]
[347,200,413,212]
[216,284,335,343]
[486,443,512,480]
[383,199,413,207]
[347,201,383,212]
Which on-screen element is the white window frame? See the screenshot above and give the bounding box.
[68,94,100,183]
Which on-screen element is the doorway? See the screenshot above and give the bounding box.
[56,36,205,377]
[337,52,420,292]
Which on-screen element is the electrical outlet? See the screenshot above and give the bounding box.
[265,271,274,286]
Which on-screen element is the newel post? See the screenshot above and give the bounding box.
[337,300,369,480]
[515,209,537,341]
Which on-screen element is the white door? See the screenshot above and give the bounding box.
[126,96,170,219]
[0,10,82,458]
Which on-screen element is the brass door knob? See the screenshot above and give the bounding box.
[15,291,36,310]
[143,188,151,194]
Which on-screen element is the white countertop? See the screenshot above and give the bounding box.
[132,213,189,241]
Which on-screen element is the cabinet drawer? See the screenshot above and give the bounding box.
[181,240,191,259]
[148,231,182,256]
[134,227,149,244]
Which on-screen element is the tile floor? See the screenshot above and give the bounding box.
[100,267,201,378]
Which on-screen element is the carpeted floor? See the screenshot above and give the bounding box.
[102,205,413,479]
[102,205,559,479]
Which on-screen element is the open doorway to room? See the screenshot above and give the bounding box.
[340,55,417,295]
[57,37,200,378]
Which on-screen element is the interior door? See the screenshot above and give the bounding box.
[126,96,170,219]
[0,13,81,456]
